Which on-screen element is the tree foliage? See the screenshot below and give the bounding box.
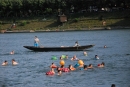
[0,0,129,18]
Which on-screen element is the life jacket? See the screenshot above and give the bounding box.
[51,66,57,68]
[62,68,70,72]
[46,71,54,75]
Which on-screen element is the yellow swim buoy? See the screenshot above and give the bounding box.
[60,60,65,66]
[78,60,84,65]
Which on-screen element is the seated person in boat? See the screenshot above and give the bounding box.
[74,41,80,47]
[2,60,8,66]
[34,36,40,47]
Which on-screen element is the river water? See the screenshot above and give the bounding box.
[0,29,130,87]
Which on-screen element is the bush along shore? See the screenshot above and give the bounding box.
[0,12,130,33]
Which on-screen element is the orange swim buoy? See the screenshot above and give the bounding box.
[60,60,65,66]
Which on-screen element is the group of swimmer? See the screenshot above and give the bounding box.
[46,44,107,75]
[1,50,18,66]
[2,59,18,66]
[46,53,105,75]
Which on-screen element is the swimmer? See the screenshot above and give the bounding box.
[60,65,70,72]
[104,45,107,48]
[57,69,62,75]
[50,63,57,68]
[74,63,80,68]
[83,51,87,56]
[57,67,61,71]
[83,65,88,70]
[60,65,64,70]
[111,84,116,87]
[95,55,99,59]
[79,64,84,68]
[98,62,105,68]
[2,60,8,66]
[79,64,86,70]
[51,68,55,74]
[101,62,105,67]
[12,59,18,65]
[71,55,79,61]
[10,50,14,55]
[65,55,68,59]
[60,56,63,60]
[68,65,76,71]
[60,55,68,59]
[87,64,93,69]
[46,68,55,75]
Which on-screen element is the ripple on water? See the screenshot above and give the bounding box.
[0,30,130,87]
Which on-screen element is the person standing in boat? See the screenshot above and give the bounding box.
[34,36,40,47]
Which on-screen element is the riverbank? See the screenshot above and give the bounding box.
[1,26,130,33]
[0,11,130,33]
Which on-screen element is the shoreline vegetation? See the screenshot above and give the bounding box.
[0,11,130,33]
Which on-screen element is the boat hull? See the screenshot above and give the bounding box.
[23,45,94,52]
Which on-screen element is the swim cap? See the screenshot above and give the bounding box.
[98,64,100,66]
